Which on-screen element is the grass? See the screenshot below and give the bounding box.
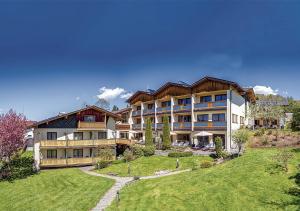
[0,168,114,211]
[108,148,300,211]
[95,156,213,177]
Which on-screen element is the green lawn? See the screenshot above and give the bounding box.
[108,148,300,211]
[95,155,213,177]
[0,168,114,211]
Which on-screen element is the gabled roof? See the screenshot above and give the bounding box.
[153,82,191,97]
[191,76,244,92]
[113,107,132,114]
[127,76,256,103]
[32,105,122,128]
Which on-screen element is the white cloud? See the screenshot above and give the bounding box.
[120,93,133,99]
[253,85,279,95]
[75,96,80,101]
[97,87,126,101]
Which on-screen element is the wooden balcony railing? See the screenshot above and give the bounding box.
[143,108,155,115]
[78,121,106,130]
[40,157,103,167]
[194,101,227,110]
[173,105,192,113]
[40,139,133,148]
[156,106,171,113]
[115,123,130,130]
[173,122,192,130]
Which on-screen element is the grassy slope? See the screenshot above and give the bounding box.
[0,168,114,211]
[108,148,300,211]
[96,156,213,177]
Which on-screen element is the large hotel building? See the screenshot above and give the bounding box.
[32,76,255,169]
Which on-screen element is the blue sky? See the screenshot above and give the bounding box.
[0,1,299,120]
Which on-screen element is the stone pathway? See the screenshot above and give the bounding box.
[79,166,191,211]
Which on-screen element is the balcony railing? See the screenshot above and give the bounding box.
[143,108,155,115]
[194,121,227,128]
[173,105,192,112]
[132,110,141,117]
[156,123,163,130]
[132,123,141,130]
[40,157,102,167]
[156,106,171,113]
[143,123,155,129]
[78,121,106,130]
[173,122,192,130]
[40,139,130,148]
[115,123,130,130]
[194,101,227,110]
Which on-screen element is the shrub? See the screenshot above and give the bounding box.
[168,151,193,157]
[96,146,115,161]
[142,146,155,157]
[96,160,111,169]
[266,130,273,135]
[123,148,134,162]
[131,145,144,158]
[214,136,223,158]
[261,135,269,146]
[1,152,35,181]
[254,128,265,136]
[273,149,294,172]
[200,160,214,168]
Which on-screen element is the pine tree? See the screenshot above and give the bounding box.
[145,118,153,146]
[162,115,171,150]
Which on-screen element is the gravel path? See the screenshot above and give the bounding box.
[80,166,191,211]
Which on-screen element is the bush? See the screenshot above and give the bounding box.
[168,151,193,157]
[214,137,223,158]
[0,152,35,181]
[200,160,214,168]
[266,130,273,135]
[123,148,134,162]
[142,146,155,157]
[131,145,144,158]
[254,128,265,136]
[95,146,115,161]
[96,160,111,169]
[261,135,269,146]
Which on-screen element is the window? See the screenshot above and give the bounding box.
[120,132,129,139]
[178,98,191,105]
[147,104,154,109]
[197,114,208,122]
[215,94,227,101]
[240,116,245,125]
[88,131,93,140]
[98,131,107,139]
[178,115,191,122]
[200,96,212,103]
[212,114,225,122]
[136,106,141,111]
[74,132,83,140]
[84,115,96,122]
[47,132,57,140]
[136,118,141,124]
[73,149,83,158]
[121,113,129,123]
[232,114,238,123]
[161,116,171,123]
[161,101,171,107]
[47,149,57,159]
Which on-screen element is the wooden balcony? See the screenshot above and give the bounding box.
[40,157,100,168]
[173,105,192,113]
[40,139,118,148]
[173,122,192,130]
[156,106,171,114]
[194,121,227,131]
[77,121,106,130]
[115,123,130,130]
[194,101,227,111]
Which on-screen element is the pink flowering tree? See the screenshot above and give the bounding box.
[0,110,27,162]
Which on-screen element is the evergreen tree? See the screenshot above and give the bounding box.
[112,105,119,111]
[162,115,171,150]
[145,118,153,146]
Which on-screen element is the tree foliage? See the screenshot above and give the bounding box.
[291,104,300,131]
[112,105,119,111]
[232,129,250,155]
[145,118,153,146]
[0,110,27,161]
[214,137,223,158]
[162,115,171,150]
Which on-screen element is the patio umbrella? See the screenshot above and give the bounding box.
[170,132,177,135]
[193,131,213,137]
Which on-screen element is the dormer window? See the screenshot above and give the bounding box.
[84,115,96,122]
